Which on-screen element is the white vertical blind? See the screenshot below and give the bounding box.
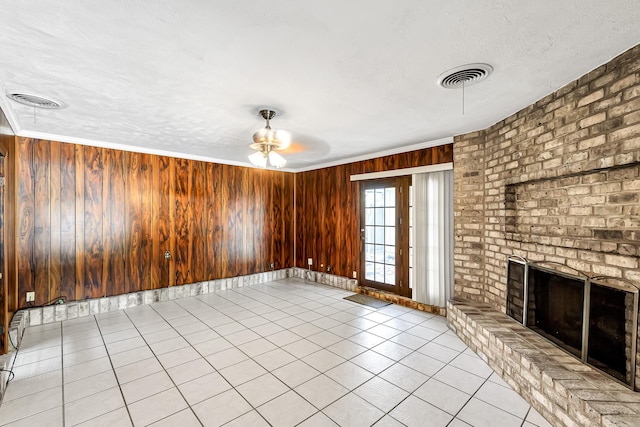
[412,170,454,307]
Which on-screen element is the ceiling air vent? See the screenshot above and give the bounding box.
[437,63,493,89]
[6,92,65,109]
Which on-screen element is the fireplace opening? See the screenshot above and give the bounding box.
[528,267,584,359]
[588,283,628,383]
[506,257,639,390]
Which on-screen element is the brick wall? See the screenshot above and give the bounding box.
[453,42,640,308]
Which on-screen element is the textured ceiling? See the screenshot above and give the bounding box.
[0,1,639,171]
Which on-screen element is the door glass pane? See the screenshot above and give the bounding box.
[365,262,375,280]
[385,227,395,246]
[365,244,375,262]
[385,187,395,207]
[385,208,395,226]
[365,208,374,224]
[374,245,384,263]
[375,263,385,282]
[385,246,395,264]
[375,226,384,244]
[365,190,375,207]
[374,189,384,207]
[385,265,395,285]
[375,208,384,225]
[365,226,374,242]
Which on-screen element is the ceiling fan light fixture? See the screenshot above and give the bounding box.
[268,150,286,168]
[248,108,289,168]
[248,150,268,168]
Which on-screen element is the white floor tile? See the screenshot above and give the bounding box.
[373,415,405,427]
[0,406,62,427]
[353,377,409,412]
[205,347,248,370]
[371,341,413,361]
[148,408,201,427]
[457,397,524,427]
[325,361,374,390]
[272,360,321,388]
[115,357,164,384]
[302,349,346,372]
[64,370,119,403]
[324,392,385,427]
[192,389,252,427]
[128,387,188,426]
[178,371,232,405]
[0,386,62,425]
[400,351,446,377]
[294,374,349,409]
[219,358,267,386]
[257,390,317,427]
[2,370,61,403]
[121,371,174,404]
[450,353,495,378]
[253,348,297,371]
[236,373,289,407]
[413,378,471,415]
[75,407,132,427]
[167,357,214,385]
[282,338,322,359]
[64,387,125,426]
[432,365,485,395]
[237,337,278,357]
[474,380,531,418]
[223,410,271,427]
[416,341,462,363]
[297,412,339,427]
[378,363,429,393]
[191,336,233,357]
[390,395,453,427]
[351,350,395,374]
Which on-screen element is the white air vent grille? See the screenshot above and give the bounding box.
[6,92,64,109]
[437,64,493,89]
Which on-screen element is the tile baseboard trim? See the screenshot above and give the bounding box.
[356,286,446,316]
[290,268,358,292]
[9,269,292,351]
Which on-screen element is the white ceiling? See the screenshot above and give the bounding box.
[0,1,639,171]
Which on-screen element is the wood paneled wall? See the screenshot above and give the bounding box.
[17,138,293,308]
[295,145,453,279]
[0,108,17,353]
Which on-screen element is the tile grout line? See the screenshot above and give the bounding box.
[60,322,66,427]
[92,315,135,426]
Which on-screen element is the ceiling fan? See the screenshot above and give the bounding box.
[248,109,291,168]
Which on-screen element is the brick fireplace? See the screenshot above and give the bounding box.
[451,43,640,426]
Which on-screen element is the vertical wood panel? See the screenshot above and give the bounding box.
[204,163,216,280]
[101,148,111,298]
[49,142,61,302]
[191,161,205,281]
[109,149,126,296]
[59,143,76,300]
[139,154,153,290]
[17,138,34,307]
[83,146,103,300]
[74,146,85,301]
[174,158,191,285]
[33,140,50,306]
[125,152,141,293]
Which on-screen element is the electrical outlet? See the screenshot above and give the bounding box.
[26,291,35,302]
[352,271,357,279]
[307,258,313,266]
[164,250,171,260]
[326,265,331,273]
[270,262,275,269]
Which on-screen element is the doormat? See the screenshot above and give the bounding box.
[343,293,391,309]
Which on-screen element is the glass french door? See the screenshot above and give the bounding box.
[360,177,411,298]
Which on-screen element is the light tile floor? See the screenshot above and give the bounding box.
[0,278,552,427]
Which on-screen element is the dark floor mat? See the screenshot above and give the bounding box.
[343,293,391,309]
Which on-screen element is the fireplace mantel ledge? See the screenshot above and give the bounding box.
[447,299,640,427]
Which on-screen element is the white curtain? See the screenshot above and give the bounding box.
[412,170,454,307]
